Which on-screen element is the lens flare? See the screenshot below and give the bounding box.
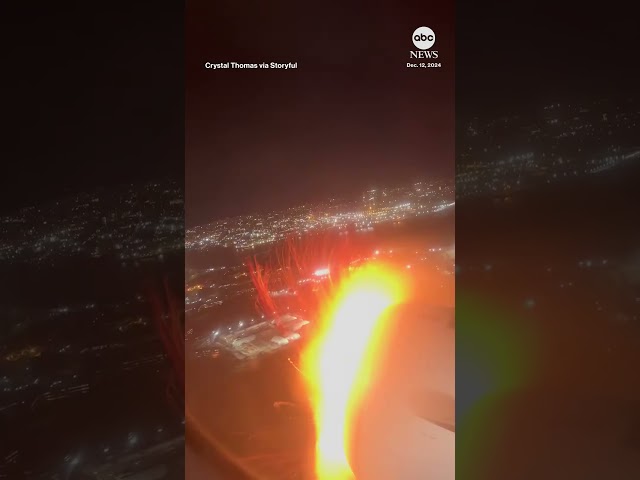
[301,263,407,479]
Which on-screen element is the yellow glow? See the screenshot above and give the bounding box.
[301,264,407,479]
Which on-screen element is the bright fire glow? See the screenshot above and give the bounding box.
[301,264,406,479]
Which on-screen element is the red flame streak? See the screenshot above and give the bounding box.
[246,232,358,328]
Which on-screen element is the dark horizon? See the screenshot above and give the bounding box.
[185,0,455,227]
[4,1,635,221]
[456,0,638,116]
[1,3,184,217]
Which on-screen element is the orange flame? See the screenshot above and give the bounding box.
[301,263,407,479]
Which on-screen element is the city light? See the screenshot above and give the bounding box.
[314,267,330,277]
[301,264,407,479]
[184,180,455,252]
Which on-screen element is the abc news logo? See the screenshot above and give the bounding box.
[410,26,438,59]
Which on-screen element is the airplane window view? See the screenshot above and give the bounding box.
[1,2,637,480]
[185,2,455,479]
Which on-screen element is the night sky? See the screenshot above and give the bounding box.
[1,1,636,221]
[1,3,183,215]
[186,1,455,226]
[457,1,638,117]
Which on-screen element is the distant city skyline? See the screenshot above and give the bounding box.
[186,178,454,250]
[186,0,455,227]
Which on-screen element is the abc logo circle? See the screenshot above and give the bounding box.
[412,26,435,50]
